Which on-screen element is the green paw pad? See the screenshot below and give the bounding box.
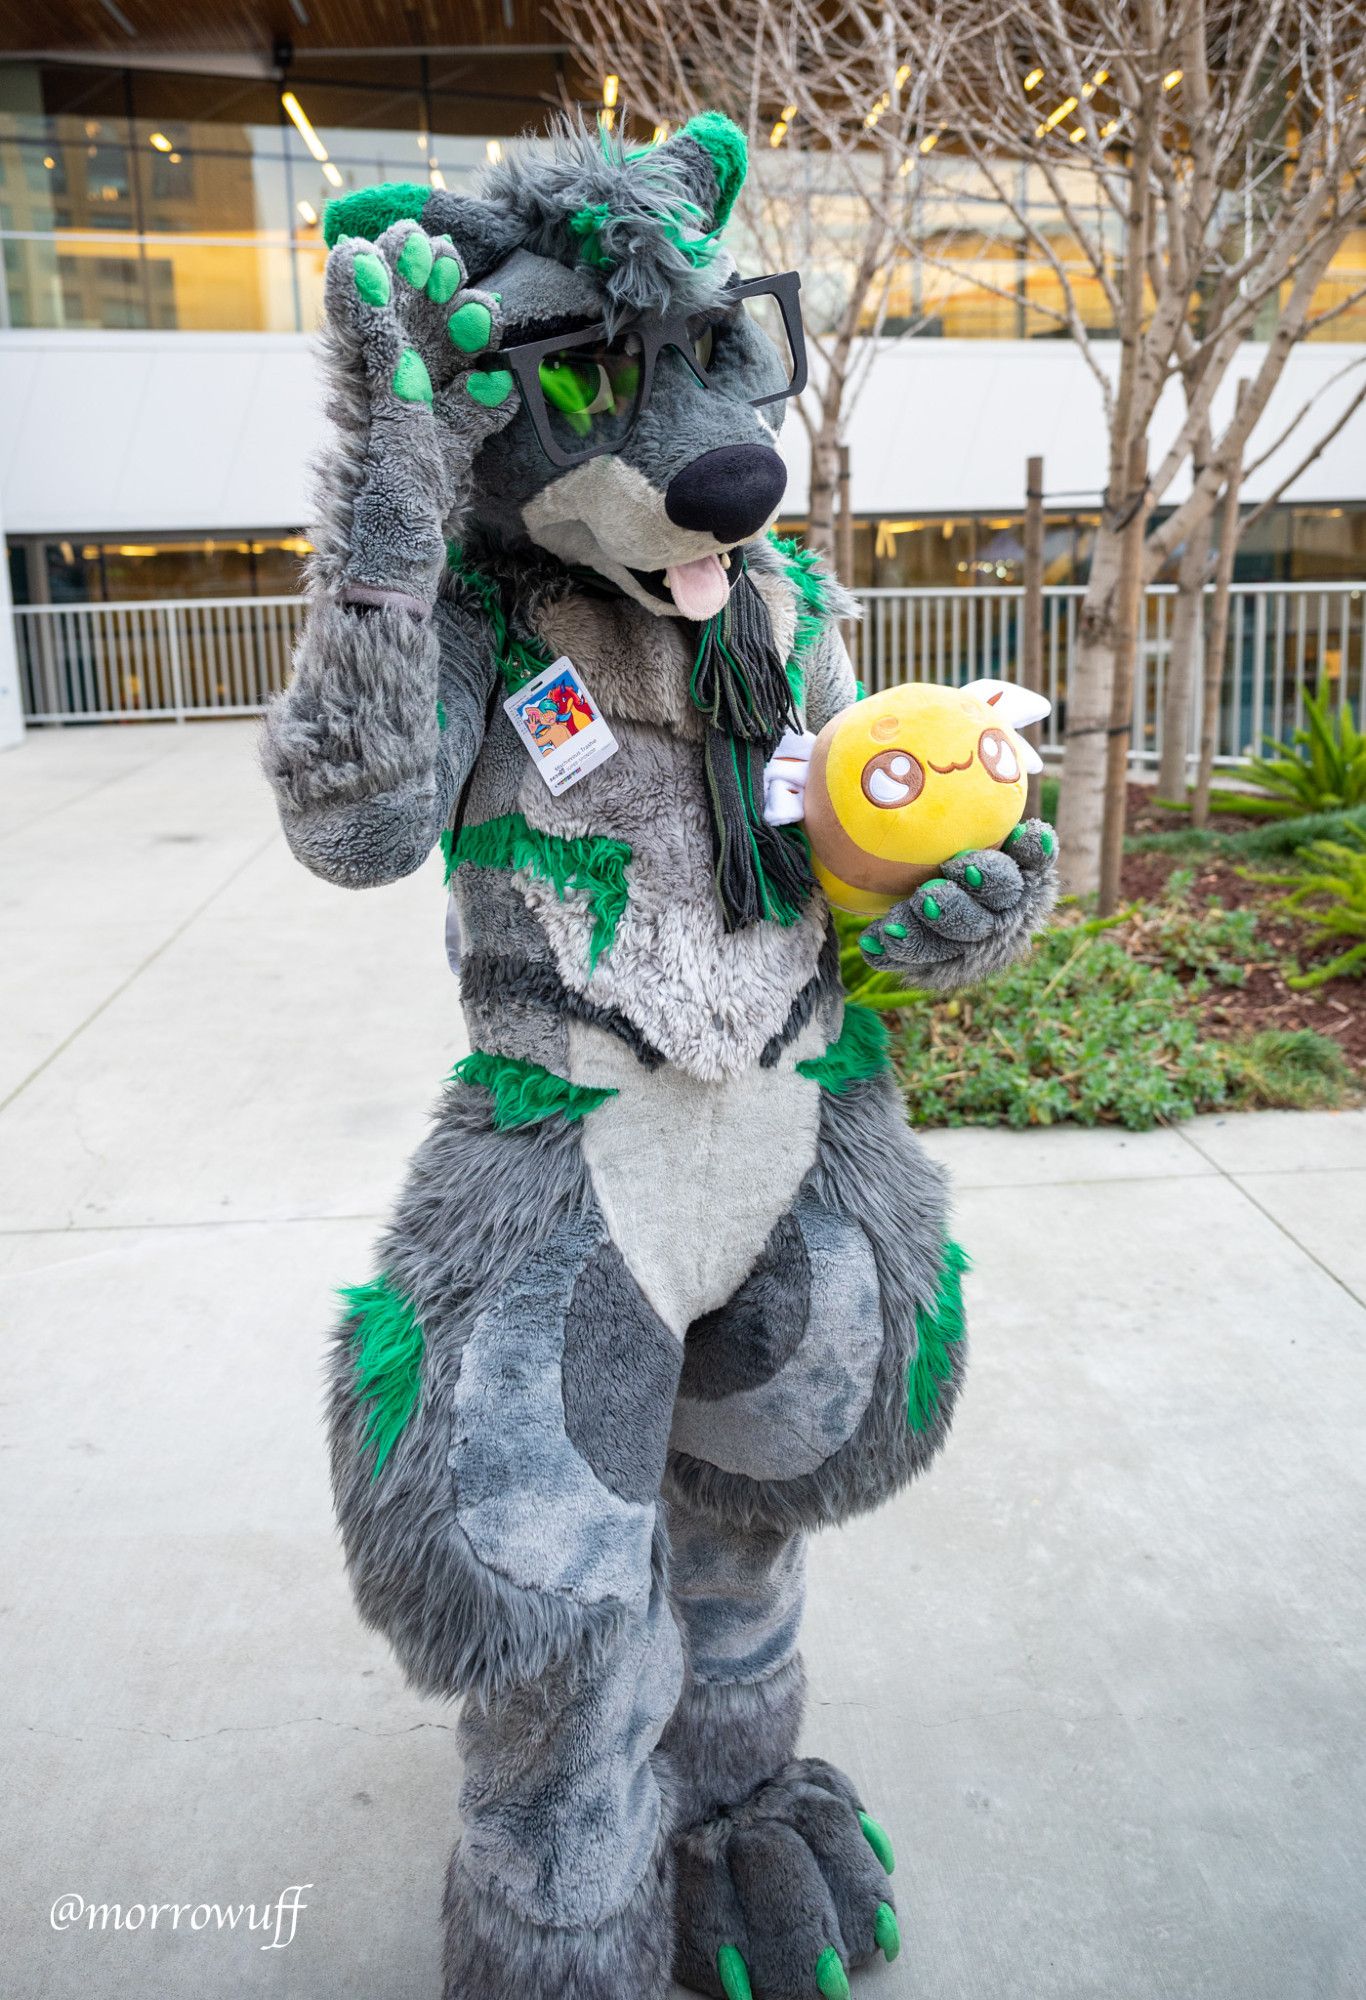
[466,366,513,408]
[860,930,885,956]
[859,1810,895,1874]
[352,252,390,306]
[426,256,462,304]
[815,1947,850,1999]
[396,231,434,289]
[884,920,907,939]
[391,348,433,404]
[964,862,983,888]
[448,300,494,353]
[716,1944,752,2000]
[874,1901,901,1962]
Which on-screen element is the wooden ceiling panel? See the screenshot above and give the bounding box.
[2,0,562,59]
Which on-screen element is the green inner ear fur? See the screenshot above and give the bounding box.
[679,111,748,229]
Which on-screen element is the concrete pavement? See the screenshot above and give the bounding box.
[2,721,1364,2000]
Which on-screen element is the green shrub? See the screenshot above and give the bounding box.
[1127,803,1366,859]
[1122,870,1272,986]
[1247,823,1366,988]
[887,921,1230,1130]
[1214,686,1366,819]
[1222,1029,1352,1110]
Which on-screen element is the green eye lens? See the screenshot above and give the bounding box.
[539,357,597,414]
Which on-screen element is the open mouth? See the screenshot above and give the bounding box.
[628,550,737,620]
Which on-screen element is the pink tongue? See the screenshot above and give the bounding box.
[666,554,731,621]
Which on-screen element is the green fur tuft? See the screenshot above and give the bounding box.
[907,1240,970,1434]
[338,1272,425,1476]
[796,999,890,1093]
[680,111,748,229]
[450,1049,618,1128]
[568,200,617,271]
[323,181,431,249]
[444,813,631,968]
[769,531,840,703]
[446,546,554,691]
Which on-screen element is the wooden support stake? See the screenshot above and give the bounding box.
[1098,436,1150,916]
[1022,453,1045,819]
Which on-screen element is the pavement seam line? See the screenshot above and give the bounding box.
[0,829,279,1117]
[1174,1122,1366,1311]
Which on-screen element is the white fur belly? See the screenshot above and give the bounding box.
[568,1019,824,1335]
[518,720,827,1080]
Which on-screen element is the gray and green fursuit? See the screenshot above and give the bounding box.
[263,110,1056,2000]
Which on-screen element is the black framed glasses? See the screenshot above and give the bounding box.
[494,270,807,469]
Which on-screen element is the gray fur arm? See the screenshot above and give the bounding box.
[857,819,1059,991]
[802,619,860,734]
[262,594,494,888]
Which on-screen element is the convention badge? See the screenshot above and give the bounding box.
[503,657,619,796]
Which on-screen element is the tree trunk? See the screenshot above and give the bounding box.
[1156,520,1209,800]
[806,431,840,563]
[1056,518,1126,897]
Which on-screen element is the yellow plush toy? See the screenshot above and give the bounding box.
[764,678,1051,917]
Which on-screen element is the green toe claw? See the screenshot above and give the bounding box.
[1040,825,1057,855]
[426,256,462,303]
[1004,823,1024,847]
[396,231,434,289]
[352,252,390,306]
[448,299,494,353]
[884,920,907,938]
[391,348,433,404]
[716,1944,753,2000]
[964,862,983,888]
[860,930,885,955]
[859,1810,895,1874]
[920,895,941,922]
[815,1946,850,1999]
[466,366,513,408]
[874,1901,901,1962]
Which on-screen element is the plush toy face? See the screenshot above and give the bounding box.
[823,684,1030,868]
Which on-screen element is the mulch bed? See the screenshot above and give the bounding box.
[1114,786,1365,1072]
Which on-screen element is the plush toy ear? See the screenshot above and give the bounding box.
[658,111,748,231]
[963,678,1049,773]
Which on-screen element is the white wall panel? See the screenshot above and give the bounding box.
[0,329,1362,535]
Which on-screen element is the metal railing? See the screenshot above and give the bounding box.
[14,581,1365,763]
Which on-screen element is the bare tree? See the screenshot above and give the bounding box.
[549,0,953,559]
[888,0,1366,894]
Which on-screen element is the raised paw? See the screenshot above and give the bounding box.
[858,817,1058,985]
[675,1758,899,2000]
[324,219,515,448]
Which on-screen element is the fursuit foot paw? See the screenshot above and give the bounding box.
[674,1758,900,1999]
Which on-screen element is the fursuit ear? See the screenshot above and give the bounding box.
[323,182,522,283]
[655,112,748,233]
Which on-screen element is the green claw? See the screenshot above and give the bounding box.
[466,366,513,408]
[448,299,494,353]
[1040,825,1057,855]
[814,1946,850,1999]
[860,930,885,956]
[716,1944,753,2000]
[874,1902,901,1962]
[391,348,433,404]
[884,920,907,939]
[920,895,941,922]
[426,255,462,304]
[1004,823,1024,847]
[352,251,390,306]
[396,231,434,289]
[859,1810,895,1875]
[964,862,983,888]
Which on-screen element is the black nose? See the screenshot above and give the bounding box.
[664,444,788,544]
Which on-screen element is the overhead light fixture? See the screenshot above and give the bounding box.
[149,131,173,152]
[602,73,619,109]
[486,139,504,164]
[865,91,891,128]
[1036,95,1078,137]
[1023,67,1045,91]
[321,161,343,187]
[599,108,615,132]
[42,154,55,169]
[1081,68,1108,98]
[1100,117,1120,138]
[1069,125,1085,142]
[895,63,911,88]
[281,91,329,164]
[919,129,940,153]
[168,151,181,163]
[652,122,669,144]
[770,119,789,147]
[430,166,446,189]
[296,198,318,224]
[417,130,428,151]
[1163,68,1183,90]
